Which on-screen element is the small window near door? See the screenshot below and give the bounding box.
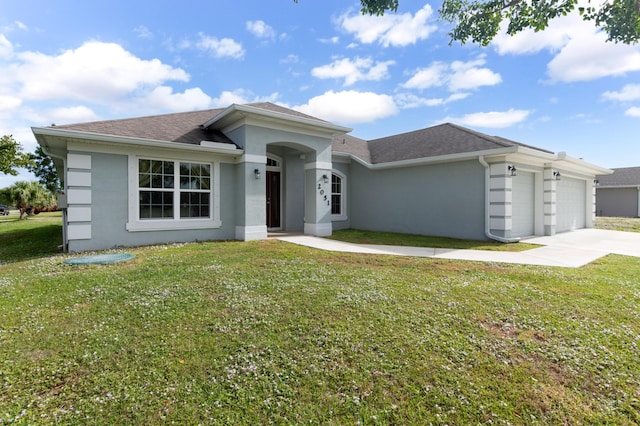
[331,171,347,221]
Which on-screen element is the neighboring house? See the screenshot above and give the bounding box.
[32,102,611,252]
[596,166,640,217]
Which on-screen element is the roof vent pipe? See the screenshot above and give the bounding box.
[478,156,521,244]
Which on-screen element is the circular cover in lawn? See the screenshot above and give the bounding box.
[64,253,135,265]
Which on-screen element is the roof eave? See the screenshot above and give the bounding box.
[555,152,613,175]
[31,127,243,156]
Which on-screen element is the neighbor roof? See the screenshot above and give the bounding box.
[596,166,640,187]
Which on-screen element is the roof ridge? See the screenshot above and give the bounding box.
[54,108,224,128]
[444,123,514,148]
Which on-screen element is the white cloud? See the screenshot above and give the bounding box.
[402,62,448,90]
[311,57,394,86]
[602,84,640,102]
[492,12,640,82]
[11,41,189,103]
[143,86,213,111]
[403,57,501,92]
[339,4,436,47]
[319,36,340,44]
[625,107,640,117]
[209,89,280,108]
[395,92,470,108]
[280,54,299,64]
[134,25,153,39]
[547,33,640,82]
[295,90,398,124]
[43,106,99,124]
[0,34,13,58]
[197,33,245,59]
[246,20,276,40]
[492,19,575,55]
[448,58,502,91]
[444,109,530,128]
[0,95,21,111]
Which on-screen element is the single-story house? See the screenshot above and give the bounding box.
[596,166,640,217]
[32,102,611,252]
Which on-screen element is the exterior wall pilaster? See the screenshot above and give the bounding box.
[304,154,333,237]
[488,162,513,238]
[235,155,267,241]
[543,167,557,236]
[66,153,92,241]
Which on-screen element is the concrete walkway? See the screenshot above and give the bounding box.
[277,229,640,268]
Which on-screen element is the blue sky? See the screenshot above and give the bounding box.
[2,0,640,189]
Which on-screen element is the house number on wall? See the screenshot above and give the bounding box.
[317,183,330,206]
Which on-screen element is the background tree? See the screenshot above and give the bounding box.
[28,146,63,193]
[0,135,32,176]
[0,181,56,220]
[356,0,640,45]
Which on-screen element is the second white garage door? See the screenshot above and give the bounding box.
[512,171,535,237]
[556,177,586,232]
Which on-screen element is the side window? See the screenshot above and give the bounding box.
[331,171,347,220]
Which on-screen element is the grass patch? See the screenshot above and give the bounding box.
[329,229,539,252]
[596,217,640,233]
[1,218,640,424]
[0,211,63,263]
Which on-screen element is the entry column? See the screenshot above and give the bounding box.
[235,155,267,241]
[304,160,332,237]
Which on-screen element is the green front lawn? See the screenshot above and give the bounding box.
[329,229,540,251]
[1,216,639,424]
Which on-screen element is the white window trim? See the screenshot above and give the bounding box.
[331,170,348,222]
[126,155,221,232]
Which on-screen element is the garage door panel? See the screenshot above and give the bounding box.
[557,177,586,232]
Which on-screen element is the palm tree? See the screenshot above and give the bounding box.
[1,181,56,219]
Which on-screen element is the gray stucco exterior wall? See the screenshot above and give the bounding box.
[347,160,487,240]
[596,187,640,217]
[68,153,237,252]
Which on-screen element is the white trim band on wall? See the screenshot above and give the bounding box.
[305,161,333,171]
[241,154,267,164]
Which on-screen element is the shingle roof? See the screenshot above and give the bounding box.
[51,105,553,164]
[331,134,371,163]
[596,166,640,186]
[51,102,325,147]
[361,123,552,164]
[55,108,233,145]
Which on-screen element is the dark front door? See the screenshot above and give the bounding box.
[266,170,281,229]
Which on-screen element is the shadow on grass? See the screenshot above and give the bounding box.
[0,215,63,263]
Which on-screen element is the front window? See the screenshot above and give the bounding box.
[138,159,211,220]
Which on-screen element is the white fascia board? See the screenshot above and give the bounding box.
[31,127,243,156]
[203,104,352,135]
[344,147,519,170]
[555,152,613,175]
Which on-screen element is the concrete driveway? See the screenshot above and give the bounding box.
[525,229,640,258]
[278,229,640,268]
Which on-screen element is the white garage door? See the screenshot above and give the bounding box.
[557,177,586,232]
[512,171,535,237]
